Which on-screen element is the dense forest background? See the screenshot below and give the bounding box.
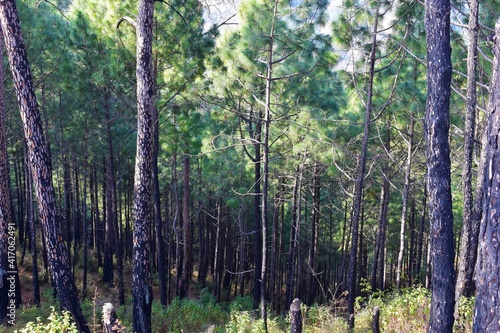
[1,0,500,331]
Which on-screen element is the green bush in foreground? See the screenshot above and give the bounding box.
[14,307,78,333]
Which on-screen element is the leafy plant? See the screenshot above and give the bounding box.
[14,307,78,333]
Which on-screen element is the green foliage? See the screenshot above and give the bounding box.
[355,287,431,332]
[150,297,228,333]
[14,307,78,333]
[228,295,254,312]
[454,296,474,333]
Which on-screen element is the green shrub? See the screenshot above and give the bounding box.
[151,297,228,333]
[14,307,78,333]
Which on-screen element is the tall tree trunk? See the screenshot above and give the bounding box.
[132,0,155,331]
[0,2,89,331]
[347,2,380,329]
[425,0,455,329]
[455,0,479,307]
[472,18,500,333]
[260,2,279,327]
[252,114,262,310]
[396,115,415,290]
[0,25,19,322]
[180,156,192,299]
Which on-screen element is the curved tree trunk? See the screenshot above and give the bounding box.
[132,0,155,331]
[0,2,88,331]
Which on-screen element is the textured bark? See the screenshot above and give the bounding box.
[473,19,500,333]
[290,298,302,333]
[425,0,455,330]
[0,1,88,331]
[132,0,155,331]
[455,0,479,306]
[347,2,379,329]
[0,25,17,323]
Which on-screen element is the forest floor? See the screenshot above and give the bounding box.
[1,249,474,333]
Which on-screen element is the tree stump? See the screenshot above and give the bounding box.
[372,306,380,333]
[290,298,302,333]
[102,303,121,333]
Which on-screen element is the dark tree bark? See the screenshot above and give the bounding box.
[425,0,455,329]
[0,1,89,331]
[0,25,18,323]
[347,2,380,328]
[132,0,155,331]
[455,0,480,306]
[473,18,500,333]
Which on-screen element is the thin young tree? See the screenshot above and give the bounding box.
[455,0,480,308]
[0,1,89,331]
[425,0,455,329]
[346,1,381,329]
[132,0,155,331]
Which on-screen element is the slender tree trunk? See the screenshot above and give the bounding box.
[180,156,192,299]
[26,165,40,306]
[371,126,389,291]
[82,132,89,300]
[396,115,415,290]
[0,2,89,330]
[132,0,155,331]
[286,166,301,310]
[103,94,115,285]
[152,106,167,306]
[415,185,427,285]
[347,2,380,329]
[425,0,455,329]
[306,164,320,306]
[473,18,500,333]
[455,0,479,307]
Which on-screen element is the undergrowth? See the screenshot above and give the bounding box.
[0,287,473,333]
